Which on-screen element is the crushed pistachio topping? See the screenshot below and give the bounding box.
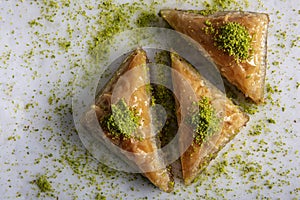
[214,22,252,61]
[36,175,52,192]
[189,97,221,145]
[105,99,140,139]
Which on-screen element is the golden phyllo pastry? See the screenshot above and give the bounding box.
[171,52,249,185]
[161,10,269,103]
[81,49,174,192]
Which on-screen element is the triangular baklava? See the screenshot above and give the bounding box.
[161,10,269,103]
[171,52,249,185]
[81,49,174,192]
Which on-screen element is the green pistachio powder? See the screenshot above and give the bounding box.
[105,99,140,139]
[189,97,221,145]
[35,175,52,193]
[215,22,252,61]
[203,19,252,61]
[0,0,299,199]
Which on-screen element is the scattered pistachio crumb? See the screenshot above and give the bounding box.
[136,11,159,27]
[35,175,52,192]
[267,118,276,124]
[95,193,106,200]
